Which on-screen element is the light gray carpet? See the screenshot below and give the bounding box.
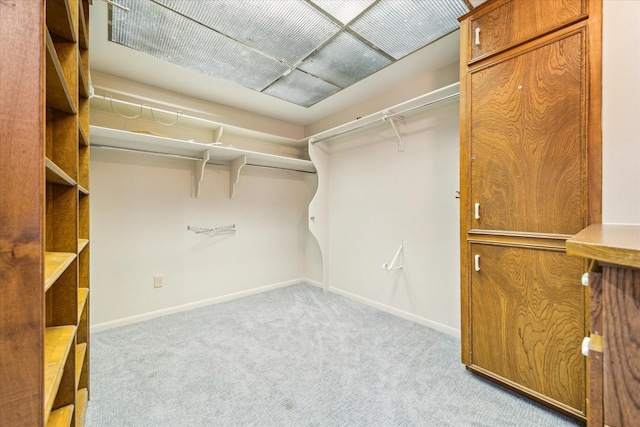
[86,284,580,426]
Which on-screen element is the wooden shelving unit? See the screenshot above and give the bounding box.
[0,0,91,425]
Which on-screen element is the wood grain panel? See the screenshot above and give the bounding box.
[588,271,603,426]
[603,266,640,426]
[470,244,585,411]
[466,0,586,63]
[0,2,45,426]
[469,30,585,235]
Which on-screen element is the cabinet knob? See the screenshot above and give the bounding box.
[581,272,589,286]
[474,254,481,272]
[474,27,481,46]
[581,336,591,356]
[474,203,480,220]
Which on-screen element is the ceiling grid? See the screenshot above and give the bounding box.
[108,0,469,107]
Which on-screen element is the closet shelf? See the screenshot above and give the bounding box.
[78,56,89,98]
[76,388,88,427]
[44,326,76,422]
[46,0,76,43]
[78,239,89,253]
[45,30,75,115]
[79,124,89,146]
[78,2,89,49]
[45,252,76,291]
[75,343,87,389]
[91,125,316,199]
[46,404,74,427]
[78,288,89,318]
[91,126,315,172]
[46,158,76,187]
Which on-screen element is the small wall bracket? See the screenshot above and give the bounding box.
[193,150,210,199]
[383,243,404,271]
[229,155,247,199]
[382,111,405,152]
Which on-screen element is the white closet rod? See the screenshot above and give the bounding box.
[91,145,317,174]
[308,83,460,145]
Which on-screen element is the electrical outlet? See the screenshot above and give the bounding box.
[153,275,163,288]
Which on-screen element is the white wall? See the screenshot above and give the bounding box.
[602,0,640,223]
[90,148,316,328]
[322,98,461,335]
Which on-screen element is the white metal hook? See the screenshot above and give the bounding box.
[150,107,182,126]
[106,94,144,119]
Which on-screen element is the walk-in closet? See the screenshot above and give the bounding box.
[1,0,639,426]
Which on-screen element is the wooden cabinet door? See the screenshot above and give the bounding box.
[467,0,586,63]
[468,29,586,235]
[469,243,586,412]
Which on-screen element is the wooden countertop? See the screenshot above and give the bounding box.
[566,224,640,269]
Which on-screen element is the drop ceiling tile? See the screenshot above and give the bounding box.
[263,70,340,108]
[110,0,288,91]
[310,0,376,24]
[350,0,468,59]
[154,0,341,65]
[298,31,392,88]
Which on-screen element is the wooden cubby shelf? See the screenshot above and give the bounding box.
[44,326,76,420]
[2,1,91,424]
[78,239,89,253]
[76,389,88,427]
[44,252,77,291]
[78,57,89,98]
[46,0,75,43]
[75,343,87,388]
[45,30,75,115]
[79,123,89,147]
[46,404,74,427]
[45,158,77,187]
[77,288,89,318]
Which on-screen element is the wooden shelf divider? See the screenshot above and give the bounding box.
[46,404,74,427]
[46,158,77,187]
[78,239,89,253]
[76,389,88,427]
[44,325,76,420]
[46,0,75,43]
[45,30,76,115]
[75,342,87,389]
[77,288,89,318]
[45,252,77,291]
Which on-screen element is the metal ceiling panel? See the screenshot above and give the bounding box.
[154,0,341,65]
[110,1,288,91]
[349,0,468,59]
[298,31,391,88]
[263,70,340,107]
[310,0,376,24]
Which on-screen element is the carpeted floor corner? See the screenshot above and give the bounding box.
[86,284,581,426]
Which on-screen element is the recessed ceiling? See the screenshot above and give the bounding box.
[107,0,467,107]
[90,0,466,126]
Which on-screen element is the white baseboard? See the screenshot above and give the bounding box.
[328,287,461,338]
[92,277,460,338]
[91,278,307,332]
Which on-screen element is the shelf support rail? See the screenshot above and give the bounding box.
[308,82,460,146]
[188,224,236,234]
[383,243,403,271]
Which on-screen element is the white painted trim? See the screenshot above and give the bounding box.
[329,287,461,338]
[91,277,459,339]
[91,278,307,332]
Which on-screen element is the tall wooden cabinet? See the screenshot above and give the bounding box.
[459,0,601,419]
[1,1,91,426]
